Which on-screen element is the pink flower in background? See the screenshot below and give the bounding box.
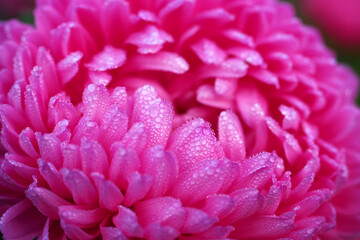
[302,0,360,48]
[0,0,359,239]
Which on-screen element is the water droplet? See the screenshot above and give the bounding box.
[88,84,96,92]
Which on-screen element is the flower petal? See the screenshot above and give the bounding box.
[59,205,107,228]
[170,159,225,205]
[101,227,128,240]
[141,146,178,198]
[134,197,186,229]
[85,45,126,71]
[113,206,143,238]
[91,173,124,212]
[180,208,217,234]
[0,199,46,240]
[144,223,180,240]
[123,172,153,207]
[168,118,224,172]
[80,138,108,175]
[109,145,140,191]
[218,110,246,162]
[62,169,98,206]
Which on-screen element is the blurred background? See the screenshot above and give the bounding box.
[0,0,360,105]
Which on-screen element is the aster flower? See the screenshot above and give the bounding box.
[0,0,359,239]
[0,84,341,239]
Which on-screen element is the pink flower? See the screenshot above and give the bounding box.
[0,84,344,239]
[0,0,359,239]
[302,0,360,48]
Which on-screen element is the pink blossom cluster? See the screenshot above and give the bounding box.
[0,0,359,239]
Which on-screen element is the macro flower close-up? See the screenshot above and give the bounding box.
[0,0,359,239]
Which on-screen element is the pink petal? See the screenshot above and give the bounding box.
[101,227,128,240]
[196,58,248,79]
[279,105,300,131]
[123,172,153,206]
[134,197,186,229]
[38,219,66,240]
[230,211,296,238]
[290,190,330,219]
[0,104,26,133]
[133,85,174,147]
[50,22,95,60]
[261,183,285,214]
[258,33,299,53]
[218,159,240,193]
[1,157,37,186]
[222,29,254,47]
[13,44,34,82]
[74,5,105,47]
[35,6,63,36]
[144,223,180,240]
[47,93,80,130]
[62,169,98,206]
[88,71,112,86]
[57,51,83,85]
[36,133,62,169]
[248,68,280,88]
[214,77,238,97]
[36,47,60,96]
[121,122,148,154]
[218,110,246,162]
[221,188,264,225]
[101,0,132,45]
[287,217,325,239]
[168,118,224,172]
[201,194,235,219]
[180,208,217,234]
[71,117,100,144]
[82,84,111,123]
[227,47,263,66]
[236,84,268,127]
[195,8,235,24]
[170,159,225,205]
[113,206,143,238]
[59,205,107,228]
[230,152,277,190]
[38,159,72,199]
[85,45,126,71]
[198,226,234,238]
[60,218,99,240]
[0,199,46,240]
[126,25,173,54]
[125,51,189,74]
[191,38,226,65]
[265,117,303,164]
[7,79,25,113]
[52,120,71,142]
[91,173,124,212]
[196,84,234,109]
[109,146,140,191]
[26,184,71,220]
[61,143,81,170]
[110,87,128,111]
[24,85,47,132]
[141,146,178,198]
[80,138,108,175]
